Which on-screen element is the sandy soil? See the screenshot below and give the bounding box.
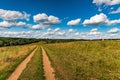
[7,47,38,80]
[42,47,56,80]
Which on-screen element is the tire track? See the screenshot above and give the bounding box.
[42,47,56,80]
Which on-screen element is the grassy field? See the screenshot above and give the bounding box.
[0,44,36,80]
[44,40,120,80]
[1,40,120,80]
[18,47,44,80]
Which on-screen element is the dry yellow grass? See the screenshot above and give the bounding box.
[44,40,120,80]
[0,44,36,80]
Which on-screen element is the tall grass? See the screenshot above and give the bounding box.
[18,47,44,80]
[0,44,36,80]
[44,40,120,80]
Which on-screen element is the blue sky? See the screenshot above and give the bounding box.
[0,0,120,39]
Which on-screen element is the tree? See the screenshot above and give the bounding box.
[0,40,3,46]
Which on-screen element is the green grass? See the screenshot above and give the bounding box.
[18,47,44,80]
[0,45,36,80]
[44,40,120,80]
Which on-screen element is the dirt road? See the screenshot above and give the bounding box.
[7,47,38,80]
[42,47,56,80]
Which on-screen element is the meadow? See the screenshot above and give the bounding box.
[0,40,120,80]
[44,40,120,80]
[0,44,36,80]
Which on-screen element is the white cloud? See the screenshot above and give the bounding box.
[57,31,66,36]
[0,28,120,39]
[32,24,48,30]
[109,7,120,14]
[108,28,120,33]
[47,16,61,25]
[33,13,60,25]
[47,28,52,32]
[41,29,120,39]
[83,13,108,26]
[93,0,120,12]
[89,31,101,35]
[15,21,30,27]
[107,19,120,25]
[0,21,13,28]
[0,9,30,21]
[93,0,120,6]
[33,13,48,22]
[89,28,101,35]
[68,29,75,33]
[0,9,31,28]
[67,18,81,26]
[44,28,65,36]
[54,28,60,32]
[74,32,80,36]
[83,13,120,26]
[32,13,61,30]
[0,21,30,28]
[43,28,77,38]
[0,31,33,38]
[91,28,98,32]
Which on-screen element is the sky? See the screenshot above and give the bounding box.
[0,0,120,39]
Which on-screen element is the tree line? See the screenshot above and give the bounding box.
[0,37,114,47]
[0,37,81,47]
[0,37,40,47]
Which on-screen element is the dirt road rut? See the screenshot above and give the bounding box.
[42,47,56,80]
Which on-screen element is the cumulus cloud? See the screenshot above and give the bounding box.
[32,13,61,30]
[74,32,79,36]
[33,13,60,25]
[43,28,61,36]
[33,13,48,22]
[109,7,120,14]
[44,28,65,36]
[0,21,13,28]
[47,16,61,25]
[15,21,30,27]
[43,28,77,38]
[0,21,30,28]
[0,9,30,21]
[107,19,120,25]
[83,13,108,26]
[108,28,120,33]
[32,24,48,30]
[0,9,31,28]
[93,0,120,12]
[54,28,60,32]
[89,28,101,35]
[83,13,120,26]
[0,31,33,38]
[89,31,101,35]
[93,0,120,6]
[67,18,81,26]
[68,29,75,33]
